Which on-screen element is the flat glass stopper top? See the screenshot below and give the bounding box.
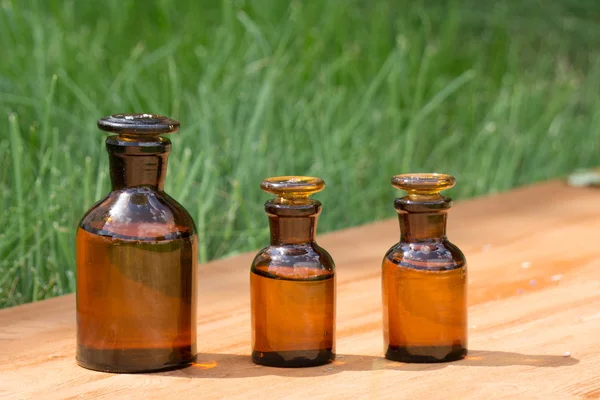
[261,176,325,202]
[391,173,455,200]
[97,113,180,136]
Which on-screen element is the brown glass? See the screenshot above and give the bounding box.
[76,114,198,373]
[382,173,467,363]
[250,176,336,368]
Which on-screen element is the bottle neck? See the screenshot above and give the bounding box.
[109,153,168,190]
[269,215,317,245]
[399,212,447,242]
[106,136,170,191]
[265,199,321,246]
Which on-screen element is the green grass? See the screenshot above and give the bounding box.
[1,0,599,307]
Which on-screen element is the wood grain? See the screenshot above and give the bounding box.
[1,180,599,399]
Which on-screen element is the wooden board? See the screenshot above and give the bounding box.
[2,180,600,399]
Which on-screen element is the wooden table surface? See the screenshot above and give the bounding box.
[2,180,600,399]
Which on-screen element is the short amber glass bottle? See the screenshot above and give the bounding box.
[76,114,198,373]
[382,173,467,363]
[250,176,336,367]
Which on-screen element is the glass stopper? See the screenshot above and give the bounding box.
[391,173,455,200]
[97,113,180,137]
[261,176,325,203]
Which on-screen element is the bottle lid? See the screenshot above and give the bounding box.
[97,113,180,136]
[261,176,325,203]
[391,173,455,200]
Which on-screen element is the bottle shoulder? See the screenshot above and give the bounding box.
[384,239,466,271]
[79,187,196,240]
[251,243,334,280]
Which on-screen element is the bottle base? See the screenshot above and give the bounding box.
[76,344,197,373]
[385,344,467,363]
[252,349,334,368]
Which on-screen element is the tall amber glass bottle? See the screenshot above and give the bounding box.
[251,176,335,367]
[76,114,198,373]
[382,173,467,363]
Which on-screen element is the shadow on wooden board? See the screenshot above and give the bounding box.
[155,350,578,379]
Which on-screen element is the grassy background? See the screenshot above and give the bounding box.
[1,0,599,308]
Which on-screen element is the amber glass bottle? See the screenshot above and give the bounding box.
[76,114,198,373]
[382,173,467,363]
[250,176,335,368]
